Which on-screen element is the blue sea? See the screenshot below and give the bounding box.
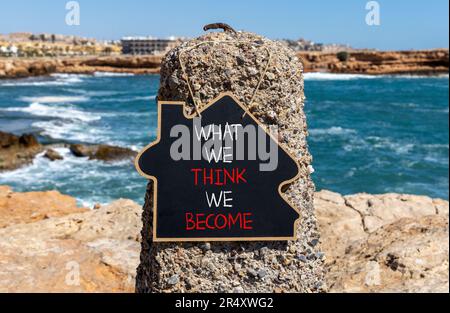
[0,72,448,206]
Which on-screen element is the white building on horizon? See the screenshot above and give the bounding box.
[120,36,182,55]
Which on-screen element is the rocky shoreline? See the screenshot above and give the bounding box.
[0,132,137,172]
[2,131,448,292]
[0,186,447,292]
[299,49,449,75]
[0,134,448,292]
[0,49,448,79]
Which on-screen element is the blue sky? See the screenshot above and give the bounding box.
[0,0,448,50]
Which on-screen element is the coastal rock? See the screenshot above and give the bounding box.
[0,56,161,79]
[69,144,137,162]
[327,215,449,293]
[0,186,87,228]
[300,49,449,75]
[315,190,449,292]
[44,148,63,161]
[0,198,142,292]
[79,55,161,69]
[0,131,42,171]
[0,188,447,292]
[137,30,325,293]
[28,61,57,76]
[343,193,442,233]
[313,190,366,260]
[0,50,447,79]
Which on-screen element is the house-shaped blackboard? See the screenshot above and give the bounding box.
[135,93,301,242]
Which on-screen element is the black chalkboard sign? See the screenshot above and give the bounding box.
[135,93,300,242]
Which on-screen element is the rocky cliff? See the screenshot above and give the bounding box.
[300,49,449,75]
[315,190,449,292]
[0,131,42,171]
[0,186,447,293]
[0,55,161,78]
[1,49,448,79]
[0,132,137,172]
[0,187,141,293]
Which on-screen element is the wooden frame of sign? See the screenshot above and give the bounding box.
[135,92,301,242]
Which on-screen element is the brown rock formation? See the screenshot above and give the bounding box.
[0,186,87,228]
[0,55,161,78]
[69,144,137,162]
[328,215,449,293]
[43,148,63,161]
[1,49,448,79]
[315,190,449,292]
[0,188,447,292]
[0,131,42,171]
[0,131,137,172]
[300,49,449,75]
[0,196,142,292]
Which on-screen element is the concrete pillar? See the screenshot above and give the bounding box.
[136,29,325,293]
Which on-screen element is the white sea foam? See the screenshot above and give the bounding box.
[99,95,157,103]
[384,74,450,79]
[422,143,449,149]
[20,95,89,103]
[63,88,123,97]
[32,119,145,147]
[33,120,105,142]
[94,72,135,77]
[304,73,376,80]
[0,147,141,207]
[51,73,89,79]
[3,102,100,122]
[134,95,156,100]
[1,74,85,87]
[309,126,357,136]
[367,136,415,154]
[303,72,449,81]
[1,80,76,87]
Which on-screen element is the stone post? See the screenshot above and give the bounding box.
[136,28,325,293]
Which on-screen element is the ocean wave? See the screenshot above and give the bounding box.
[309,126,357,136]
[93,72,135,77]
[0,147,141,207]
[98,95,157,103]
[337,134,448,156]
[384,74,450,79]
[424,155,448,165]
[366,136,420,154]
[20,95,89,103]
[63,88,124,97]
[1,74,85,87]
[134,95,156,100]
[33,119,105,142]
[3,102,100,122]
[354,135,446,155]
[1,80,78,87]
[421,143,450,149]
[303,72,449,81]
[50,73,89,79]
[32,119,145,147]
[62,87,156,102]
[304,73,376,80]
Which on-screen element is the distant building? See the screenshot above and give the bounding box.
[279,38,354,53]
[0,45,18,57]
[321,43,354,53]
[280,38,324,52]
[121,36,181,55]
